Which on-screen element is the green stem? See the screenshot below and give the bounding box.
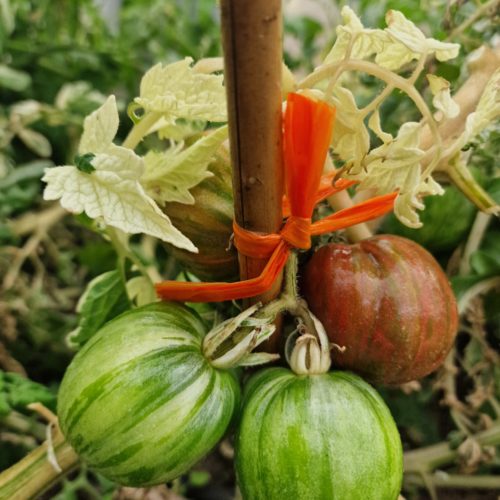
[447,0,499,40]
[403,421,500,473]
[256,251,300,320]
[0,426,80,500]
[446,156,499,214]
[122,111,162,150]
[406,473,500,490]
[459,211,492,275]
[106,227,155,292]
[1,412,46,442]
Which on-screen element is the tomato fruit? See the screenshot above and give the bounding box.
[301,235,458,385]
[58,303,240,486]
[162,149,238,281]
[235,368,403,500]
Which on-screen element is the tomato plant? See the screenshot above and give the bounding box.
[1,1,499,499]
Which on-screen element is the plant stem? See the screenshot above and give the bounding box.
[327,190,373,242]
[447,0,499,40]
[323,157,373,242]
[457,276,500,315]
[403,421,500,473]
[122,111,161,150]
[3,204,66,290]
[446,157,499,214]
[406,473,500,490]
[0,425,80,499]
[1,411,46,442]
[459,211,492,275]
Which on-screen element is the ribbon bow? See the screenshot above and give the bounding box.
[156,93,396,302]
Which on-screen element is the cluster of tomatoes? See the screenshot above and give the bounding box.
[58,217,457,499]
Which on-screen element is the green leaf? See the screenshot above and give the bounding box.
[68,270,130,347]
[0,64,31,91]
[42,96,198,252]
[0,0,15,37]
[470,233,500,277]
[0,160,52,190]
[188,470,211,487]
[451,275,484,301]
[17,128,52,157]
[0,371,56,414]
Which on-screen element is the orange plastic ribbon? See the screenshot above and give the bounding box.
[156,93,397,303]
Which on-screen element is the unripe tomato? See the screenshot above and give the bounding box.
[58,303,240,486]
[301,235,458,385]
[162,149,238,281]
[236,368,403,500]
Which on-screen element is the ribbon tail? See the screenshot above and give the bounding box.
[310,192,397,235]
[315,178,357,205]
[282,175,356,218]
[155,242,290,302]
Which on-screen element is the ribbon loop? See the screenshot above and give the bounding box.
[232,221,281,259]
[280,216,312,250]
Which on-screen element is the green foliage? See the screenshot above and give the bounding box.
[0,371,56,417]
[381,184,477,252]
[68,270,130,348]
[0,1,498,499]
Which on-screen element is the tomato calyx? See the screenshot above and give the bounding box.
[202,303,279,369]
[285,312,333,375]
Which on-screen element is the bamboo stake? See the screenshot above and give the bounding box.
[220,0,285,314]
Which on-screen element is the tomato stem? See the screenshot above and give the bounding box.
[0,423,79,499]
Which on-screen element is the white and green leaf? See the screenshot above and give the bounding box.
[126,276,158,307]
[348,122,443,227]
[324,6,388,64]
[330,86,370,172]
[135,58,227,123]
[323,7,459,72]
[142,125,228,205]
[42,96,198,252]
[462,68,500,142]
[427,74,460,120]
[383,10,459,64]
[79,95,120,154]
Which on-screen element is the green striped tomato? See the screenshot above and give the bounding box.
[302,235,458,385]
[163,148,238,281]
[58,303,240,486]
[236,368,403,500]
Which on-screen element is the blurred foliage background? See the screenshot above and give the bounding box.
[0,0,499,499]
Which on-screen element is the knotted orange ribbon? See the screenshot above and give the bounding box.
[156,93,397,302]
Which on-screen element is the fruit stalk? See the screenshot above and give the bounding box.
[220,0,285,313]
[0,423,79,499]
